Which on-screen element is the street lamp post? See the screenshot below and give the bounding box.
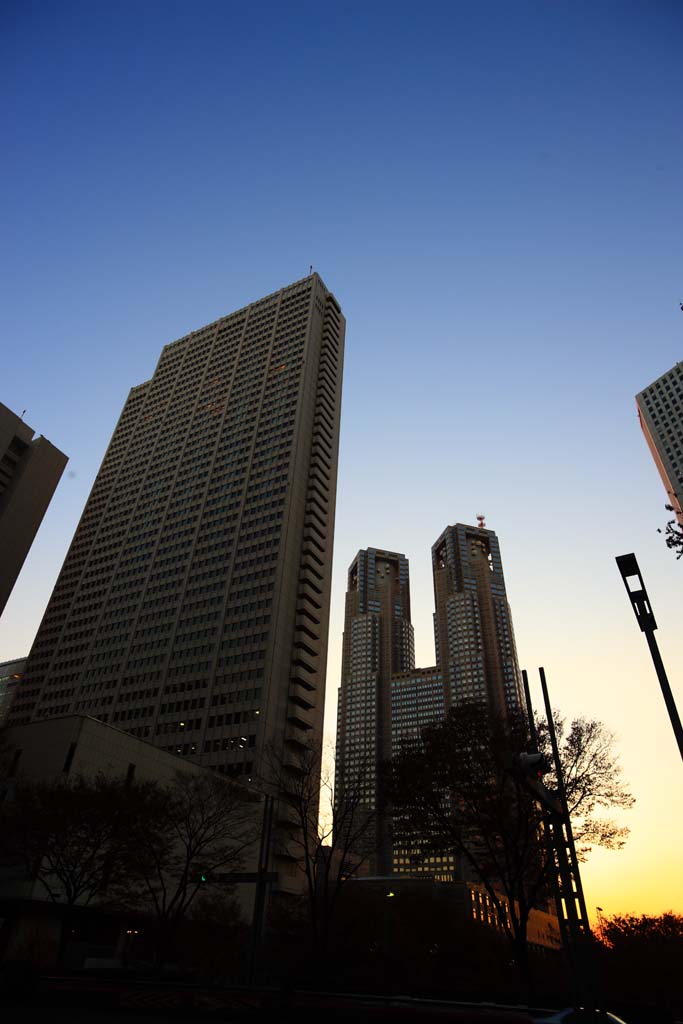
[615,553,683,762]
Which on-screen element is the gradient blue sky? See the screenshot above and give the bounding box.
[2,1,682,919]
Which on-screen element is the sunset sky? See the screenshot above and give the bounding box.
[2,1,682,922]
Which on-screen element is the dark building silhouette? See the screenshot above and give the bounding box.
[0,403,67,617]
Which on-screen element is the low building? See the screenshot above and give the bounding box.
[348,875,561,952]
[0,657,26,726]
[466,881,561,951]
[0,715,270,969]
[3,713,214,788]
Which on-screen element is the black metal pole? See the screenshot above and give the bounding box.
[539,667,600,1011]
[538,667,590,933]
[521,668,538,751]
[522,667,580,1005]
[644,629,683,762]
[247,794,273,986]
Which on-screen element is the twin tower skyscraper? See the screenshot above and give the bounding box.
[336,525,524,875]
[9,272,523,880]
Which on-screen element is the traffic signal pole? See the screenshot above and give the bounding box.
[538,667,591,936]
[520,667,594,1009]
[247,793,274,986]
[521,669,539,751]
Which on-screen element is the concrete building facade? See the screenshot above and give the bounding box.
[0,403,67,617]
[3,714,215,790]
[7,273,345,831]
[0,715,263,966]
[636,360,683,525]
[335,548,414,869]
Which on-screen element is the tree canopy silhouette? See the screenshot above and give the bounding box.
[384,700,633,991]
[658,504,683,559]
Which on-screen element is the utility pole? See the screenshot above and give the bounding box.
[615,553,683,762]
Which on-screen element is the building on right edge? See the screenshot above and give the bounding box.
[636,361,683,525]
[335,521,524,877]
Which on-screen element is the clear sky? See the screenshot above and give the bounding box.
[2,1,682,922]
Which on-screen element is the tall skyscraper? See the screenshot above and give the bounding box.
[337,548,414,767]
[636,361,683,525]
[335,522,523,876]
[335,548,414,869]
[9,275,344,805]
[0,403,67,616]
[432,522,523,717]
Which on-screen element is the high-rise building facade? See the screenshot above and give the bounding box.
[335,522,524,877]
[432,522,523,717]
[0,403,67,616]
[9,275,344,802]
[335,548,414,869]
[388,665,455,878]
[337,548,414,767]
[636,361,683,525]
[389,667,445,756]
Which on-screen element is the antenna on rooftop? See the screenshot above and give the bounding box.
[476,513,486,529]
